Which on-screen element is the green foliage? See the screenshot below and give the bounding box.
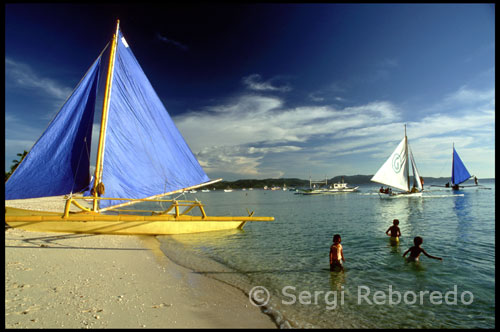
[211,175,374,189]
[5,150,28,182]
[209,174,453,190]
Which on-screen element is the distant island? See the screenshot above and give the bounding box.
[210,175,493,190]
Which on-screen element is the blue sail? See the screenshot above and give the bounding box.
[98,30,210,208]
[451,147,471,185]
[5,56,102,200]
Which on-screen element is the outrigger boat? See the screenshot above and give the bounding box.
[370,125,424,198]
[297,176,358,195]
[430,144,479,190]
[323,177,359,193]
[5,21,273,235]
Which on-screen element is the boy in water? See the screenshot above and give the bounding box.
[330,234,345,271]
[403,236,442,262]
[385,219,401,243]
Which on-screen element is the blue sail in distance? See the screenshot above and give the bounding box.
[451,147,471,185]
[98,30,210,208]
[5,56,102,200]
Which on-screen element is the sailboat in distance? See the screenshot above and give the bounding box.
[431,144,477,190]
[370,125,424,198]
[5,20,274,235]
[449,145,478,189]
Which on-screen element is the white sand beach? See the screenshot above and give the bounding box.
[5,197,277,328]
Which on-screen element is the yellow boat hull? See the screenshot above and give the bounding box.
[5,208,273,235]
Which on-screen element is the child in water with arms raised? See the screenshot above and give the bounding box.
[403,236,442,262]
[330,234,345,271]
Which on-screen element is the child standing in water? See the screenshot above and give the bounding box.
[403,236,442,262]
[330,234,345,271]
[386,219,401,243]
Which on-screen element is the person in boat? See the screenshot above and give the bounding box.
[379,186,385,193]
[330,234,345,272]
[410,185,418,193]
[445,182,450,188]
[385,219,401,243]
[452,184,460,190]
[403,236,442,262]
[474,176,478,185]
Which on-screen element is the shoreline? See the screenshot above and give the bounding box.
[5,196,277,328]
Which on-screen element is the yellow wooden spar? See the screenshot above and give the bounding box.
[92,20,120,212]
[99,178,223,212]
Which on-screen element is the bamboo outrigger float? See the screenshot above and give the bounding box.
[5,20,274,234]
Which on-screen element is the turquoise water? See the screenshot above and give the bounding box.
[148,181,494,328]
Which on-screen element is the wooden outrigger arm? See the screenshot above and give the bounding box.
[64,195,211,219]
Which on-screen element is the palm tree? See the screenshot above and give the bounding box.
[5,150,28,181]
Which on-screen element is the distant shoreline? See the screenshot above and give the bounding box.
[210,176,494,190]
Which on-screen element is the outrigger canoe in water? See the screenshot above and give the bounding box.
[430,144,480,190]
[5,21,273,235]
[370,125,424,199]
[5,201,271,235]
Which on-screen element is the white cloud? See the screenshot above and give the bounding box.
[443,86,494,106]
[173,79,494,179]
[248,146,302,154]
[5,58,73,102]
[5,113,42,142]
[177,96,401,152]
[421,86,495,119]
[307,82,349,104]
[308,92,325,102]
[197,145,264,176]
[242,74,292,92]
[174,93,403,178]
[156,33,188,51]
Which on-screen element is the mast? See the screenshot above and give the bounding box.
[405,124,410,192]
[92,19,120,212]
[451,142,455,185]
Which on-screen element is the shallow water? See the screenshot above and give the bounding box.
[144,181,494,328]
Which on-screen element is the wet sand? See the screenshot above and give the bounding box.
[5,197,277,328]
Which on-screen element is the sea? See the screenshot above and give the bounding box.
[143,180,495,328]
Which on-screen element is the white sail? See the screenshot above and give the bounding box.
[371,137,409,192]
[409,146,423,191]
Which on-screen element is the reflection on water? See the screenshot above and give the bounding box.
[329,269,346,292]
[453,192,472,243]
[388,239,402,252]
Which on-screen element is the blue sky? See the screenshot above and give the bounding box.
[5,4,495,181]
